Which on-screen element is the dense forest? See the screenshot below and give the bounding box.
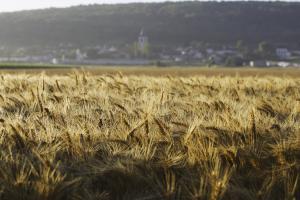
[0,1,300,47]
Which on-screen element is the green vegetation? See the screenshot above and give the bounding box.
[1,1,300,47]
[0,63,74,69]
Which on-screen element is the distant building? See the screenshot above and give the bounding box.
[206,48,214,55]
[138,29,148,51]
[76,49,85,61]
[174,56,183,62]
[276,48,291,59]
[108,46,117,52]
[52,58,58,65]
[135,29,149,56]
[249,60,268,67]
[193,51,203,59]
[277,61,291,68]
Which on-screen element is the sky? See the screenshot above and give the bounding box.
[0,0,181,12]
[0,0,297,13]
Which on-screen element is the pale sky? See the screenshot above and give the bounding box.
[0,0,184,12]
[0,0,297,13]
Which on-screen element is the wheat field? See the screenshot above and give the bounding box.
[0,71,299,200]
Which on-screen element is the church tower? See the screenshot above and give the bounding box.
[137,29,149,56]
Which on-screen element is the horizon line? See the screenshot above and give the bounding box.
[0,0,298,14]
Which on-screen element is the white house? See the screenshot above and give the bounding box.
[276,48,291,59]
[76,49,86,61]
[52,58,58,65]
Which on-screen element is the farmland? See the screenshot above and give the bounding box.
[0,69,299,199]
[1,66,300,77]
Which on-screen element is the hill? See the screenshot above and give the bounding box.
[0,1,300,47]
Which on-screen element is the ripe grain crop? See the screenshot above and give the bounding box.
[0,71,299,200]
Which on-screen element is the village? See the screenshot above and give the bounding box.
[0,30,300,67]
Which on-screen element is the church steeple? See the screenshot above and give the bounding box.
[137,28,149,56]
[140,28,144,37]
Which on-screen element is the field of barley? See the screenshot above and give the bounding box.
[0,70,299,200]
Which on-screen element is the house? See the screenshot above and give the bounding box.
[206,48,214,55]
[108,46,117,52]
[76,49,86,61]
[193,51,203,59]
[276,48,291,59]
[277,61,291,68]
[174,56,183,62]
[249,60,268,67]
[52,58,58,65]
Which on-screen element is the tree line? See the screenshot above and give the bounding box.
[0,1,300,47]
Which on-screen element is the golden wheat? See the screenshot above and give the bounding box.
[0,71,298,200]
